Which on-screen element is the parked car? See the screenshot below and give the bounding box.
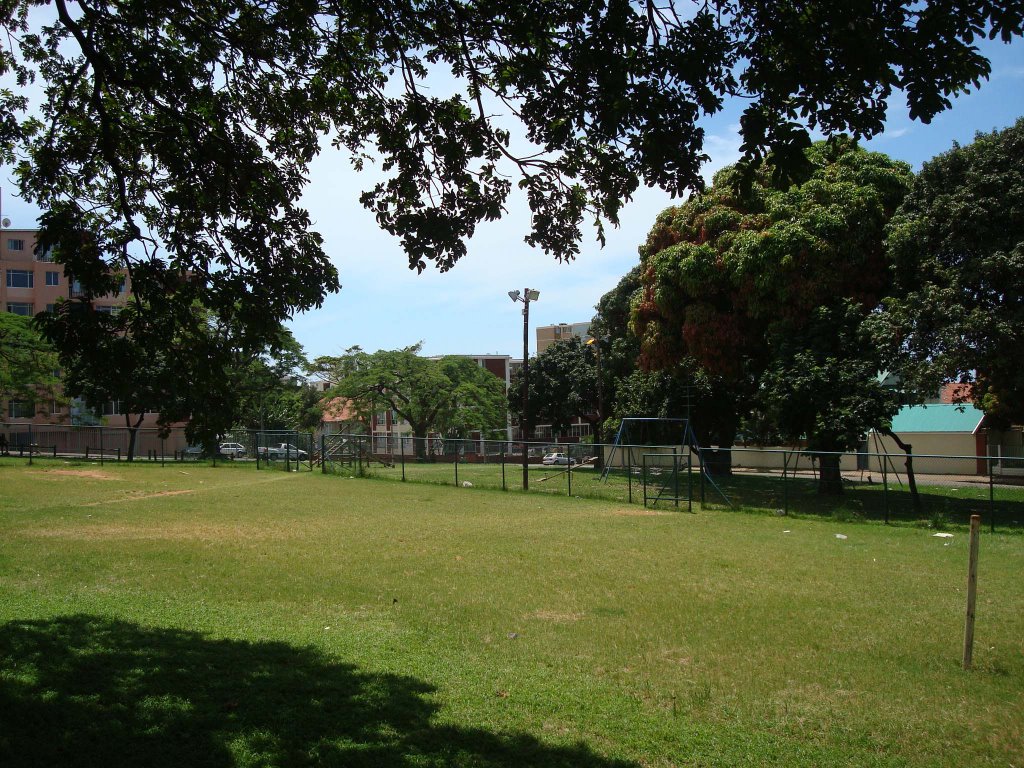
[218,442,246,458]
[184,444,204,457]
[542,452,574,465]
[258,443,308,460]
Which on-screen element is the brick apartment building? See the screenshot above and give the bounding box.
[1,227,144,427]
[535,321,592,354]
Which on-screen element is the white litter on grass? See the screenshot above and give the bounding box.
[462,481,473,488]
[933,532,954,538]
[835,534,848,540]
[783,530,791,534]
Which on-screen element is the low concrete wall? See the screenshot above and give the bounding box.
[729,433,982,476]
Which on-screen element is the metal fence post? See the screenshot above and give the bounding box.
[782,450,789,515]
[699,450,705,505]
[100,428,104,466]
[161,438,165,467]
[642,454,649,508]
[567,448,572,497]
[627,447,632,504]
[501,447,506,490]
[454,452,459,487]
[401,438,406,481]
[989,456,995,533]
[321,434,327,474]
[673,448,679,509]
[687,453,693,513]
[882,455,889,524]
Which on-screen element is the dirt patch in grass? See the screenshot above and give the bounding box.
[82,489,195,506]
[610,508,668,517]
[33,469,119,480]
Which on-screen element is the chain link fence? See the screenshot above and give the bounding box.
[318,434,1023,530]
[3,423,1020,529]
[0,421,193,463]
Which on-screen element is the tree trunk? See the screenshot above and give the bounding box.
[124,413,145,462]
[693,418,737,477]
[879,428,923,517]
[702,448,733,477]
[412,426,428,460]
[817,453,844,495]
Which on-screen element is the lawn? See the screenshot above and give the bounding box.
[1,459,1022,767]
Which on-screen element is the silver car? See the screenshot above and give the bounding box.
[218,442,246,458]
[542,452,572,465]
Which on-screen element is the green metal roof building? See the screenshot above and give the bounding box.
[889,403,986,434]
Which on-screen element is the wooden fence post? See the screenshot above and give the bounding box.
[963,514,981,670]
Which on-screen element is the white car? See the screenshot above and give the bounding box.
[218,442,246,458]
[542,452,573,465]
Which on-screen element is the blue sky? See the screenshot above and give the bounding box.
[2,35,1021,362]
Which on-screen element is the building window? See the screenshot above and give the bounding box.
[7,400,34,418]
[45,304,56,313]
[6,302,33,316]
[569,423,593,438]
[117,276,127,294]
[50,399,62,415]
[7,238,24,251]
[36,246,54,262]
[71,279,83,296]
[5,269,33,288]
[100,400,121,416]
[45,271,60,286]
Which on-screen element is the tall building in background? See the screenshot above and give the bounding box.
[532,321,596,443]
[2,227,135,426]
[535,321,591,353]
[1,228,132,317]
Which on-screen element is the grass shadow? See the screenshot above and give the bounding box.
[0,615,638,768]
[702,473,1024,528]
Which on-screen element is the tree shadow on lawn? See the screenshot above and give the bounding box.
[705,474,1024,528]
[0,615,638,768]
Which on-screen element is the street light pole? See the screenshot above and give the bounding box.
[509,288,540,491]
[587,336,604,470]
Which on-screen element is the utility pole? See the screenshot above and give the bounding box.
[508,288,540,490]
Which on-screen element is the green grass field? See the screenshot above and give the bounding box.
[1,459,1022,767]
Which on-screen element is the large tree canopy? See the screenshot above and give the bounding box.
[38,297,308,457]
[872,118,1024,426]
[508,335,598,440]
[231,329,322,433]
[0,312,61,413]
[312,345,506,455]
[634,139,914,492]
[1,1,1020,378]
[590,267,742,471]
